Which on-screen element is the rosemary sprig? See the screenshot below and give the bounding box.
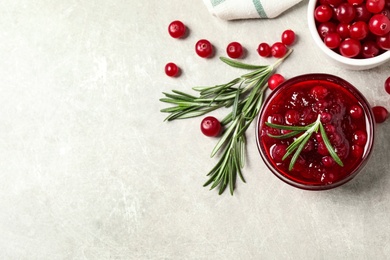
[265,114,344,171]
[160,49,293,195]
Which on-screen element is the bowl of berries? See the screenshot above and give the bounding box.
[308,0,390,70]
[256,73,375,190]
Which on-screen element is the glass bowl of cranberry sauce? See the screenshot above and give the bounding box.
[256,74,375,190]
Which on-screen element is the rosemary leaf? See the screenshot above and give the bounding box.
[220,57,266,70]
[319,123,344,167]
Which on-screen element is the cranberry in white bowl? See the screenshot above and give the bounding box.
[308,0,390,70]
[256,74,375,190]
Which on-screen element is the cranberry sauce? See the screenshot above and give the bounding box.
[257,74,374,189]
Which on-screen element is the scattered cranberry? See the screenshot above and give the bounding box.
[168,20,186,38]
[226,42,243,59]
[268,74,285,90]
[165,62,179,77]
[281,29,296,45]
[257,43,271,57]
[271,42,288,58]
[385,76,390,94]
[195,39,213,58]
[372,105,389,123]
[200,116,221,137]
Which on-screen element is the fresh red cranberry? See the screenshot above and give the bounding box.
[350,21,369,39]
[268,74,285,90]
[382,7,390,19]
[281,29,296,46]
[324,32,342,48]
[320,112,333,123]
[168,20,186,38]
[361,40,381,57]
[226,42,243,59]
[355,4,372,22]
[195,39,213,58]
[369,14,390,36]
[318,22,338,38]
[337,23,351,38]
[372,106,389,123]
[315,4,334,22]
[385,76,390,94]
[165,62,179,77]
[352,130,367,145]
[270,114,284,124]
[335,142,350,159]
[336,3,357,23]
[339,38,362,57]
[271,42,288,58]
[200,116,221,137]
[376,32,390,49]
[348,0,364,5]
[366,0,385,13]
[257,43,271,57]
[349,104,364,118]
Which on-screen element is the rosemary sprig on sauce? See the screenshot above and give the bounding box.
[160,49,293,195]
[265,114,344,171]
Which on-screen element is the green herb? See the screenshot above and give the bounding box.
[160,49,293,195]
[265,114,344,171]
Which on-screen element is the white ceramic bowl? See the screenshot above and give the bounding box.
[307,0,390,70]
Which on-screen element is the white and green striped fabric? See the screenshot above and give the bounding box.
[202,0,303,20]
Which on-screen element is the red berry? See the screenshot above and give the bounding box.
[351,144,364,157]
[335,3,356,23]
[349,104,364,118]
[310,85,329,100]
[348,0,364,5]
[366,0,385,13]
[352,130,368,145]
[165,62,179,77]
[339,38,362,57]
[315,5,334,22]
[355,4,372,22]
[324,32,342,48]
[271,42,288,58]
[322,156,335,167]
[226,42,243,59]
[377,32,390,49]
[168,20,186,38]
[200,116,221,137]
[337,23,351,39]
[257,42,271,57]
[361,41,380,57]
[281,29,296,46]
[270,144,288,162]
[372,106,389,123]
[349,21,369,40]
[195,39,213,58]
[318,22,338,38]
[268,74,285,90]
[369,14,390,36]
[385,76,390,94]
[285,110,300,125]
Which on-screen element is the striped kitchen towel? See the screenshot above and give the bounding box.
[202,0,304,20]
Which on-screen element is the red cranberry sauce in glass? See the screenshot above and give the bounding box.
[256,74,375,190]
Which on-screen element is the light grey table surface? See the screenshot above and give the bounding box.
[1,0,389,259]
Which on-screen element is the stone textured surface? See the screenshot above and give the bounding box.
[0,0,389,259]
